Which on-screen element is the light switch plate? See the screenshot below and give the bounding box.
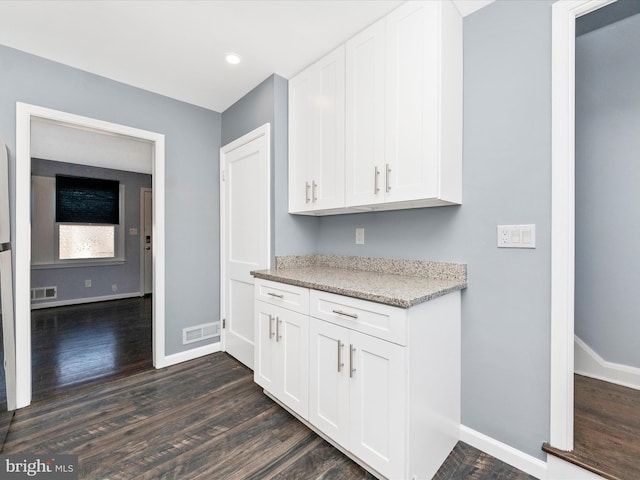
[355,227,365,245]
[497,224,535,248]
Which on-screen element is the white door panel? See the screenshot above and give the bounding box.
[221,124,270,369]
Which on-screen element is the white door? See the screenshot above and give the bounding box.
[221,124,270,369]
[141,188,153,295]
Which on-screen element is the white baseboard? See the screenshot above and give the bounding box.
[30,292,142,309]
[156,341,221,369]
[460,425,547,479]
[575,336,640,391]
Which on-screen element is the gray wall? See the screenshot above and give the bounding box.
[221,74,318,260]
[30,159,151,304]
[0,44,221,356]
[314,0,553,460]
[575,13,640,368]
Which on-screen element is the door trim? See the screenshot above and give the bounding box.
[550,0,617,450]
[15,102,166,408]
[219,123,271,355]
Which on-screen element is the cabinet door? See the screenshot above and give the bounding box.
[278,309,309,419]
[288,66,317,213]
[254,301,278,392]
[385,1,440,203]
[313,46,345,211]
[309,318,350,449]
[345,18,386,208]
[254,301,309,420]
[349,330,407,480]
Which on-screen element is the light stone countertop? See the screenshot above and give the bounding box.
[251,255,467,309]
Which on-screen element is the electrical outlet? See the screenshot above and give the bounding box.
[112,284,118,292]
[355,227,365,245]
[85,279,91,288]
[497,225,536,248]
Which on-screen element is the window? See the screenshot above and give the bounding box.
[30,175,125,267]
[58,224,115,260]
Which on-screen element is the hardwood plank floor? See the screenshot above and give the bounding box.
[543,374,640,480]
[30,296,153,402]
[2,352,535,479]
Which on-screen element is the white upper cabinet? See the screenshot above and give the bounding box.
[383,0,462,207]
[289,46,345,214]
[289,0,462,215]
[345,18,386,208]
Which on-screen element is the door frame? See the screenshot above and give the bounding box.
[550,0,617,450]
[219,123,271,356]
[15,102,166,409]
[140,187,153,296]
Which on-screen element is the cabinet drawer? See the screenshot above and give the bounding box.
[310,290,407,346]
[255,279,309,315]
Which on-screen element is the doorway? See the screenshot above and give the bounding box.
[14,103,166,409]
[220,123,271,369]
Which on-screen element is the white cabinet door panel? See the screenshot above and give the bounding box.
[349,330,406,480]
[309,318,350,448]
[280,310,309,418]
[385,1,440,202]
[345,18,386,208]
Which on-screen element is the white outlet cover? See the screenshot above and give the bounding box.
[355,227,365,245]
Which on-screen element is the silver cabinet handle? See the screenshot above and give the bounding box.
[267,292,284,299]
[305,181,311,203]
[332,309,358,319]
[350,344,356,378]
[268,314,274,339]
[276,317,282,342]
[386,163,391,192]
[337,340,344,373]
[312,180,318,202]
[374,166,380,193]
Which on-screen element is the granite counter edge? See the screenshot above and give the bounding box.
[251,270,467,309]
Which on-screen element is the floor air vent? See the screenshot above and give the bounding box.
[183,322,220,345]
[31,286,57,301]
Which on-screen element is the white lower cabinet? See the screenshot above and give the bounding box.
[254,278,461,480]
[254,300,309,420]
[309,319,406,479]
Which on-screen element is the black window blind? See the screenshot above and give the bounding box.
[55,175,120,224]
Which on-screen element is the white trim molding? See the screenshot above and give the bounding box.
[156,342,221,369]
[549,0,617,451]
[460,425,547,479]
[15,102,166,409]
[574,336,640,391]
[30,292,142,310]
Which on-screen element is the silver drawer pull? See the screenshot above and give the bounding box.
[267,292,284,299]
[332,309,358,319]
[268,314,274,339]
[337,340,344,373]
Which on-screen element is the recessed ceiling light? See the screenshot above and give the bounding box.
[225,53,241,65]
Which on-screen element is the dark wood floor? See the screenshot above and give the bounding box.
[30,296,153,402]
[1,351,536,479]
[543,374,640,480]
[0,298,534,478]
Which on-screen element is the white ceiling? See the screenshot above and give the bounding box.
[0,0,494,113]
